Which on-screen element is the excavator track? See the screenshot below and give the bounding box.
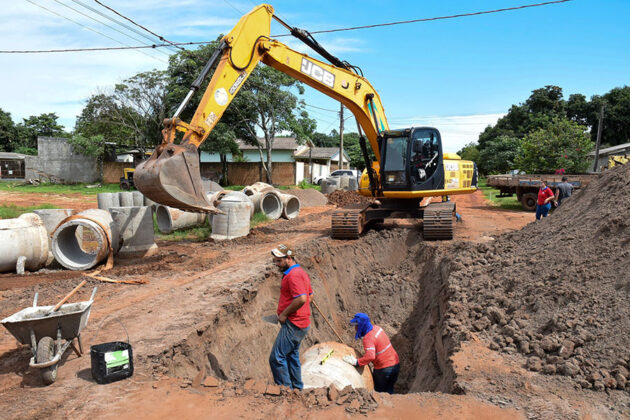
[422,202,455,240]
[331,209,365,239]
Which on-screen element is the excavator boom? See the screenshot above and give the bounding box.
[135,4,389,212]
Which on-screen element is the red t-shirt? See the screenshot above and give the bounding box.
[357,325,400,370]
[537,186,554,205]
[277,265,312,328]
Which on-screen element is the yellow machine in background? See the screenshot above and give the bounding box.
[607,155,629,169]
[135,4,477,240]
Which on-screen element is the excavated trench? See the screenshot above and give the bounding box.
[153,228,461,394]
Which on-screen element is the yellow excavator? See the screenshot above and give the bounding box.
[135,4,478,240]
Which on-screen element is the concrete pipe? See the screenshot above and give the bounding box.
[301,342,374,390]
[221,191,254,218]
[276,192,301,219]
[211,192,253,240]
[155,205,206,234]
[249,191,282,220]
[321,178,340,194]
[97,192,120,210]
[118,191,134,207]
[51,209,120,271]
[132,191,144,206]
[205,191,227,227]
[244,182,273,195]
[32,209,76,266]
[108,206,158,258]
[0,213,49,273]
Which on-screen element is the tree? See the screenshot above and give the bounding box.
[593,86,630,146]
[67,134,106,160]
[232,64,307,184]
[515,118,591,174]
[16,113,66,151]
[75,93,137,145]
[457,142,480,163]
[478,135,521,174]
[0,108,17,152]
[75,70,169,148]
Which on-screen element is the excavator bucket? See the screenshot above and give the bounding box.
[134,144,220,214]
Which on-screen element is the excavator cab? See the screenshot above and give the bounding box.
[380,127,444,192]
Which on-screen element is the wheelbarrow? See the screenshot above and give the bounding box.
[1,287,97,385]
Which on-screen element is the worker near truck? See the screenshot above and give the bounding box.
[554,176,574,207]
[343,313,400,394]
[269,244,313,390]
[536,180,555,220]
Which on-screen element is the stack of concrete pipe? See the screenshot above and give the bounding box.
[33,208,76,266]
[242,182,300,220]
[321,175,358,194]
[97,191,144,211]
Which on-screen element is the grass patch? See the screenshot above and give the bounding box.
[478,177,524,211]
[0,181,121,195]
[0,203,57,219]
[153,211,270,242]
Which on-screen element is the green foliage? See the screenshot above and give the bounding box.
[457,142,480,163]
[67,134,106,159]
[478,135,521,174]
[515,118,591,174]
[0,203,56,219]
[16,113,66,150]
[13,146,37,155]
[0,108,17,152]
[74,94,137,145]
[251,211,269,228]
[297,179,321,190]
[232,153,249,162]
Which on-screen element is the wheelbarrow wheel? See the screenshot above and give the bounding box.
[36,336,58,385]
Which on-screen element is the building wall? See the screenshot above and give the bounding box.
[200,149,297,163]
[35,137,100,183]
[200,162,296,185]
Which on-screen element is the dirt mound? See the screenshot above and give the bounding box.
[446,164,630,392]
[327,190,374,207]
[284,188,328,207]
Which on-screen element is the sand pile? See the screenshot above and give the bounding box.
[445,164,630,392]
[284,188,328,207]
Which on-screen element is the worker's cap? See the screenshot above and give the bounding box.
[271,244,295,258]
[350,312,370,325]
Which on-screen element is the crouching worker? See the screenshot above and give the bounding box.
[269,244,313,390]
[342,312,400,394]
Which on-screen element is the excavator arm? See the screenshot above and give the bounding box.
[135,4,387,212]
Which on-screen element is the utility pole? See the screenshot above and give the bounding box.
[339,104,344,170]
[593,103,605,173]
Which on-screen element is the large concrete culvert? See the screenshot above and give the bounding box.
[151,228,460,395]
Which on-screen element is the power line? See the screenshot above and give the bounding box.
[23,0,167,63]
[0,41,210,54]
[68,0,180,54]
[51,0,171,57]
[6,0,573,54]
[303,103,339,113]
[272,0,573,37]
[93,0,186,52]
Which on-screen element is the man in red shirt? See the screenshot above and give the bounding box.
[343,312,400,394]
[536,180,555,220]
[268,244,313,389]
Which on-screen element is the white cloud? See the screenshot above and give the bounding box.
[389,113,505,153]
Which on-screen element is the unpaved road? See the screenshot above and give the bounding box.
[1,189,625,419]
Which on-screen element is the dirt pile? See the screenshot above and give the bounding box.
[284,188,328,207]
[445,164,630,392]
[327,190,374,207]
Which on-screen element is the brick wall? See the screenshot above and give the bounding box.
[200,162,296,185]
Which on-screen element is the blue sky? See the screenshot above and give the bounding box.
[0,0,628,152]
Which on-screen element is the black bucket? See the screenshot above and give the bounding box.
[90,317,133,384]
